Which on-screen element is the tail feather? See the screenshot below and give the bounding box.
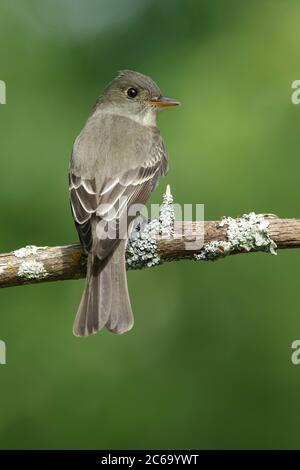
[73,241,133,337]
[105,246,133,334]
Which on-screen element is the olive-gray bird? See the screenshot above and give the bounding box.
[69,70,179,336]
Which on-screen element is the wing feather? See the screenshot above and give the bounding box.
[69,132,168,259]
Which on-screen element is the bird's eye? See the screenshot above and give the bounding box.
[127,87,138,98]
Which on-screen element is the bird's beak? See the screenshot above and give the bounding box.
[145,96,180,107]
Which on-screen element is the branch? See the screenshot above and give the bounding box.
[0,186,299,288]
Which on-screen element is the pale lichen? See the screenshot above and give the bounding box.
[194,240,232,261]
[195,212,277,261]
[0,265,6,275]
[18,260,48,280]
[126,185,175,269]
[13,245,47,258]
[159,184,175,237]
[219,212,277,255]
[126,218,160,270]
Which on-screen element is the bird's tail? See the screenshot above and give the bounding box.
[73,240,134,336]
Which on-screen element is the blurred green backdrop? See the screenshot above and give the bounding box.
[1,0,300,450]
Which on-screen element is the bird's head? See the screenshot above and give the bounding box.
[96,70,179,125]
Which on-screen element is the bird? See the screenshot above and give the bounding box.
[69,70,179,336]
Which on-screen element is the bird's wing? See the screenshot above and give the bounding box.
[69,135,168,259]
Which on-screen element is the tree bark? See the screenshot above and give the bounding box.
[0,216,299,289]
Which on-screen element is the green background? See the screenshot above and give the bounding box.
[0,0,300,449]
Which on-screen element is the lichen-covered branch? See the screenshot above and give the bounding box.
[0,186,300,288]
